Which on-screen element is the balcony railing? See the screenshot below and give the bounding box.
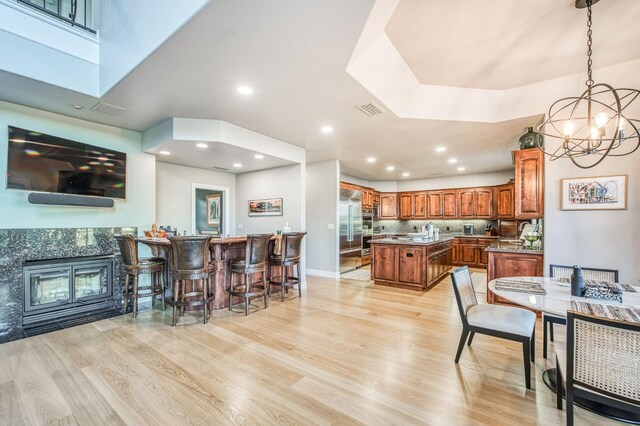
[17,0,96,34]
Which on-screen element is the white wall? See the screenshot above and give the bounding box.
[0,100,155,231]
[396,170,514,191]
[156,162,236,235]
[307,161,339,275]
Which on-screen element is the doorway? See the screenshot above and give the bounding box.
[191,184,230,236]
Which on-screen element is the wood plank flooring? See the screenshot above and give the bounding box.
[0,272,613,425]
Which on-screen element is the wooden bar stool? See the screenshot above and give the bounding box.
[114,234,166,318]
[269,232,306,301]
[168,236,215,326]
[228,234,272,315]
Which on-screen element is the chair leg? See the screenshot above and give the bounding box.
[567,387,574,426]
[523,339,531,389]
[160,270,166,311]
[202,278,208,325]
[531,327,536,362]
[543,317,549,359]
[467,331,475,346]
[244,274,250,316]
[180,281,186,317]
[280,265,285,302]
[556,357,563,410]
[229,272,234,312]
[123,273,130,315]
[455,328,470,363]
[550,320,555,342]
[263,272,268,309]
[297,263,302,297]
[172,280,179,326]
[132,275,139,318]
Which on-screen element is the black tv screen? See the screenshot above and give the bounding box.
[6,126,127,199]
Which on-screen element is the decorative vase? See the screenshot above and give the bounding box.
[571,265,585,297]
[518,127,544,149]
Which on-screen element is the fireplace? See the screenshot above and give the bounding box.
[22,255,115,327]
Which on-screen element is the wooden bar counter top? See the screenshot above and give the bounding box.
[136,235,277,310]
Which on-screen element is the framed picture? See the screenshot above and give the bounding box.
[248,198,283,216]
[206,194,221,226]
[561,175,627,210]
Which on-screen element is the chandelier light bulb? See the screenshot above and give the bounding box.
[618,117,627,131]
[590,126,600,140]
[595,112,609,129]
[563,121,575,138]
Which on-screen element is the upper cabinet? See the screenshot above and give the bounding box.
[398,191,427,219]
[514,149,544,219]
[457,187,493,219]
[413,192,427,219]
[379,193,398,219]
[398,193,413,219]
[427,191,443,218]
[442,190,457,218]
[495,183,515,219]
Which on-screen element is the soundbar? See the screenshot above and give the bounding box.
[28,192,115,208]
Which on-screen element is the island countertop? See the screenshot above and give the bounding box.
[370,236,455,246]
[485,238,543,255]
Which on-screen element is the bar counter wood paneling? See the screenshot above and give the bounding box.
[136,236,276,309]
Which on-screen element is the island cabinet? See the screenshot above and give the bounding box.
[514,148,544,219]
[371,239,453,290]
[457,187,493,219]
[379,193,398,219]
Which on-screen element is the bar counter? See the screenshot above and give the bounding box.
[136,236,277,309]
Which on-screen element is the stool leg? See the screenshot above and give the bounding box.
[160,270,166,311]
[244,273,250,316]
[180,281,186,317]
[297,263,302,297]
[229,271,234,312]
[151,272,156,309]
[202,278,208,325]
[263,271,268,309]
[123,273,130,314]
[281,265,285,302]
[132,275,139,318]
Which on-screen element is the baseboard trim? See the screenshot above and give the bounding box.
[306,269,339,279]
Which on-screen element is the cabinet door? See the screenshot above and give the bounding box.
[442,190,457,218]
[458,190,475,218]
[477,239,493,267]
[427,191,443,218]
[379,193,397,219]
[497,184,515,219]
[398,247,423,285]
[373,191,380,207]
[514,148,544,219]
[475,188,493,218]
[373,246,397,281]
[487,252,543,281]
[427,254,437,286]
[451,242,459,264]
[413,192,427,219]
[399,193,413,219]
[459,244,477,265]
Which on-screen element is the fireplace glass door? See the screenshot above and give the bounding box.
[27,268,71,310]
[74,264,110,300]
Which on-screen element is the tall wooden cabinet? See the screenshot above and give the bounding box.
[514,149,544,219]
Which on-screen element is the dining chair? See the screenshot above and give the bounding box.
[543,264,619,358]
[450,266,537,389]
[554,311,639,426]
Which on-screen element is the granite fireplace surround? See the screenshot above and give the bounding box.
[0,227,136,343]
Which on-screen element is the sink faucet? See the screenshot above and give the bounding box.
[518,221,531,232]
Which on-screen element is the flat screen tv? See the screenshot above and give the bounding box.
[6,126,127,199]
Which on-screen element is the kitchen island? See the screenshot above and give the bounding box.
[370,237,454,290]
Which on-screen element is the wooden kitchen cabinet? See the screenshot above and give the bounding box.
[373,191,380,208]
[398,247,424,285]
[372,245,397,282]
[427,191,443,218]
[451,238,460,265]
[442,190,457,218]
[514,148,544,219]
[458,189,475,218]
[477,238,493,266]
[398,193,413,219]
[496,183,515,219]
[458,187,493,219]
[413,192,427,219]
[379,193,398,219]
[487,250,544,307]
[459,240,477,264]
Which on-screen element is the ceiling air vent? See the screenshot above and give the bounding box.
[212,166,230,171]
[356,102,385,117]
[90,101,126,115]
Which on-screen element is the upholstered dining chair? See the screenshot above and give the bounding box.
[544,265,619,358]
[450,266,537,389]
[554,311,639,426]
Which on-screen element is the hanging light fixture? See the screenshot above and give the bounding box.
[536,0,640,169]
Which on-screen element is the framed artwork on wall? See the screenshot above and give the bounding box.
[561,175,627,210]
[248,198,283,216]
[206,194,221,226]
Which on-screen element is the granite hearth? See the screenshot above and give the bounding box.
[0,227,136,343]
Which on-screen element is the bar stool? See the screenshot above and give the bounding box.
[228,233,272,315]
[168,236,215,326]
[114,234,166,318]
[269,232,306,301]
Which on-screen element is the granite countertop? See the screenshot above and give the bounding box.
[440,234,500,239]
[485,238,543,254]
[370,236,454,246]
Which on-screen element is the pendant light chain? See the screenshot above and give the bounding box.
[585,0,594,88]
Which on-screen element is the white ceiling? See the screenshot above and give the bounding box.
[1,0,639,181]
[386,0,640,90]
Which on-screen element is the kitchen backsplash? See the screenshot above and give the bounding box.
[374,219,494,235]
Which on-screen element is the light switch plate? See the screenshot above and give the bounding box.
[327,223,335,230]
[238,223,243,230]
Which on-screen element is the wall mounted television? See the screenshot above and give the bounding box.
[6,126,127,199]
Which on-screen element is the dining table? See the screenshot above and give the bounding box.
[489,276,640,423]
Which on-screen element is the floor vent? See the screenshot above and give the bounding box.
[90,101,126,115]
[212,166,230,171]
[356,102,385,117]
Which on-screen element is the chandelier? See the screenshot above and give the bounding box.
[536,0,640,169]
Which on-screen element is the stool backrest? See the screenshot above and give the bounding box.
[245,234,272,268]
[279,232,306,262]
[549,264,619,283]
[114,234,138,266]
[450,266,477,325]
[567,311,640,406]
[168,236,212,272]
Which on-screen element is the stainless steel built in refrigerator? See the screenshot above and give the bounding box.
[339,188,363,273]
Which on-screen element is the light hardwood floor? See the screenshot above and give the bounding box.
[0,272,612,425]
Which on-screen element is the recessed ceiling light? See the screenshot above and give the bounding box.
[233,163,243,168]
[237,86,253,95]
[72,104,84,110]
[159,150,171,155]
[457,167,466,172]
[448,158,458,164]
[386,165,395,171]
[196,143,208,148]
[435,146,446,153]
[366,157,376,163]
[402,172,410,177]
[321,126,334,134]
[254,154,264,159]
